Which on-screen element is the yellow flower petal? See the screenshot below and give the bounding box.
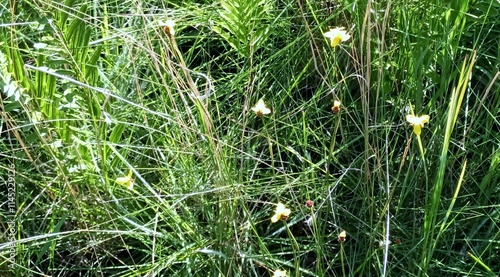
[324,27,351,47]
[115,176,129,184]
[160,19,175,36]
[271,213,280,223]
[338,230,347,242]
[272,269,288,277]
[276,203,291,216]
[413,124,422,136]
[406,114,416,124]
[332,100,341,113]
[406,114,430,135]
[271,203,291,223]
[126,179,134,190]
[419,115,430,124]
[251,98,271,116]
[115,170,134,190]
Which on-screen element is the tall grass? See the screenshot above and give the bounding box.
[1,0,499,276]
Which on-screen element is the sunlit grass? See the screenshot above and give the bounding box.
[1,0,499,276]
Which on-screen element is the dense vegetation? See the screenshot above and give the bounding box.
[1,0,499,276]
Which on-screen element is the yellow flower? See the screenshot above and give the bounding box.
[271,203,291,223]
[338,230,347,242]
[406,114,430,136]
[160,19,175,36]
[324,27,351,47]
[332,100,341,113]
[272,269,288,277]
[251,98,271,116]
[115,170,134,190]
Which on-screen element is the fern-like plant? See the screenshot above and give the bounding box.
[213,0,272,58]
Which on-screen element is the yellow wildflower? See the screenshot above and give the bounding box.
[115,170,134,190]
[332,100,341,113]
[271,203,291,223]
[338,230,347,242]
[406,114,430,136]
[251,98,271,116]
[324,27,351,47]
[160,19,175,36]
[272,269,288,277]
